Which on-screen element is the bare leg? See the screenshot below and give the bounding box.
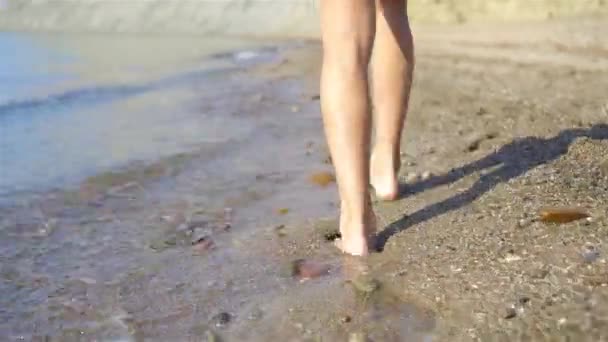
[370,0,415,201]
[320,0,376,256]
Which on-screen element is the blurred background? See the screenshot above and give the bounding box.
[1,0,607,36]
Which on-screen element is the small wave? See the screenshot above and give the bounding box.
[0,66,237,116]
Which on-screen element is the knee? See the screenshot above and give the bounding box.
[322,29,374,73]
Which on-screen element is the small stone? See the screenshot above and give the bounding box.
[77,277,97,285]
[290,105,300,113]
[192,227,213,245]
[193,238,215,254]
[310,94,321,101]
[222,207,233,230]
[503,254,522,263]
[538,207,589,224]
[504,307,517,319]
[309,172,336,187]
[519,296,530,305]
[291,259,330,280]
[323,230,341,241]
[466,139,481,152]
[517,218,533,228]
[421,171,433,181]
[274,224,287,238]
[405,172,420,184]
[582,246,600,263]
[211,312,232,328]
[340,315,352,323]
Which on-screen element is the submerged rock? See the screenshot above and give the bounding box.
[291,259,330,280]
[309,172,336,187]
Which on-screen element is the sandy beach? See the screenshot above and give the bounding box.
[1,2,608,341]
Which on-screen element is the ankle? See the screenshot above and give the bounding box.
[373,141,399,162]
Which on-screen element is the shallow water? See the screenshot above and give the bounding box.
[0,33,435,341]
[0,32,283,195]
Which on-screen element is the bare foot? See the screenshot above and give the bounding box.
[370,145,400,201]
[334,202,377,256]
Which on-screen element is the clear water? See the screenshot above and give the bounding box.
[0,33,280,195]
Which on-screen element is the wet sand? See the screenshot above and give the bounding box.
[2,17,608,341]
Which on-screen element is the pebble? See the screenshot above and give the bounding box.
[503,254,522,263]
[291,259,330,280]
[340,315,352,323]
[211,312,232,328]
[191,227,213,245]
[290,105,300,113]
[274,224,287,237]
[504,307,517,319]
[538,207,589,223]
[405,172,420,184]
[582,246,600,263]
[192,238,215,254]
[309,172,336,187]
[517,218,533,228]
[421,171,433,181]
[323,230,341,242]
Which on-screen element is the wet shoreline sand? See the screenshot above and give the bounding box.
[2,17,608,341]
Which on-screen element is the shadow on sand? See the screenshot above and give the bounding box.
[376,123,608,251]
